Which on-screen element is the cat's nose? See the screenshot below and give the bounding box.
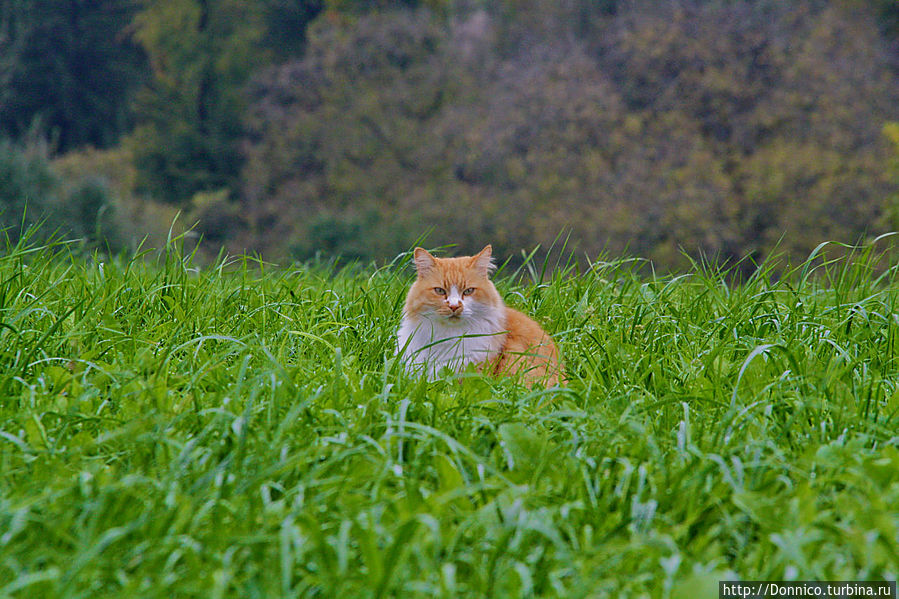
[448,302,462,312]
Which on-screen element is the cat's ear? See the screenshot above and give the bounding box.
[470,245,495,278]
[413,247,437,277]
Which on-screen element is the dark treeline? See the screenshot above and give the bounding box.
[1,0,899,270]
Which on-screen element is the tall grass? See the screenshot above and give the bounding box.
[1,230,898,597]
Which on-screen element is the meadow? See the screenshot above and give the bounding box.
[1,231,898,598]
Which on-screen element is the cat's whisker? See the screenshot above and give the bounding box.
[397,245,561,387]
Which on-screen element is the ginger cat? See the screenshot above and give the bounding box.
[396,245,560,387]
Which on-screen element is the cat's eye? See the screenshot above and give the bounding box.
[463,287,475,296]
[433,287,446,295]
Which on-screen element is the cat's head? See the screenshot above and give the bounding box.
[404,245,502,323]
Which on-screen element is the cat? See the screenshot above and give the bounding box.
[396,245,560,387]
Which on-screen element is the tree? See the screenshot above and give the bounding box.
[0,0,147,151]
[128,0,268,203]
[234,1,899,269]
[259,0,325,58]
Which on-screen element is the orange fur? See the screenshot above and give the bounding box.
[489,306,560,387]
[397,245,561,387]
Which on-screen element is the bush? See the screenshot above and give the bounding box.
[290,209,411,263]
[52,145,185,254]
[0,137,175,252]
[0,137,52,218]
[0,136,61,241]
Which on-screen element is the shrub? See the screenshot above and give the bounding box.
[0,136,60,241]
[0,137,182,252]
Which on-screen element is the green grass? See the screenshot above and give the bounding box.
[1,231,898,598]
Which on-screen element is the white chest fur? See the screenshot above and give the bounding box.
[396,305,506,378]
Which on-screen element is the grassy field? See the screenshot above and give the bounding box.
[1,231,898,598]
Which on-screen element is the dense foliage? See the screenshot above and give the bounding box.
[0,137,119,247]
[242,1,899,268]
[0,0,147,151]
[1,1,899,269]
[0,236,898,596]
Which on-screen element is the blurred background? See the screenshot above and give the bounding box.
[1,0,898,271]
